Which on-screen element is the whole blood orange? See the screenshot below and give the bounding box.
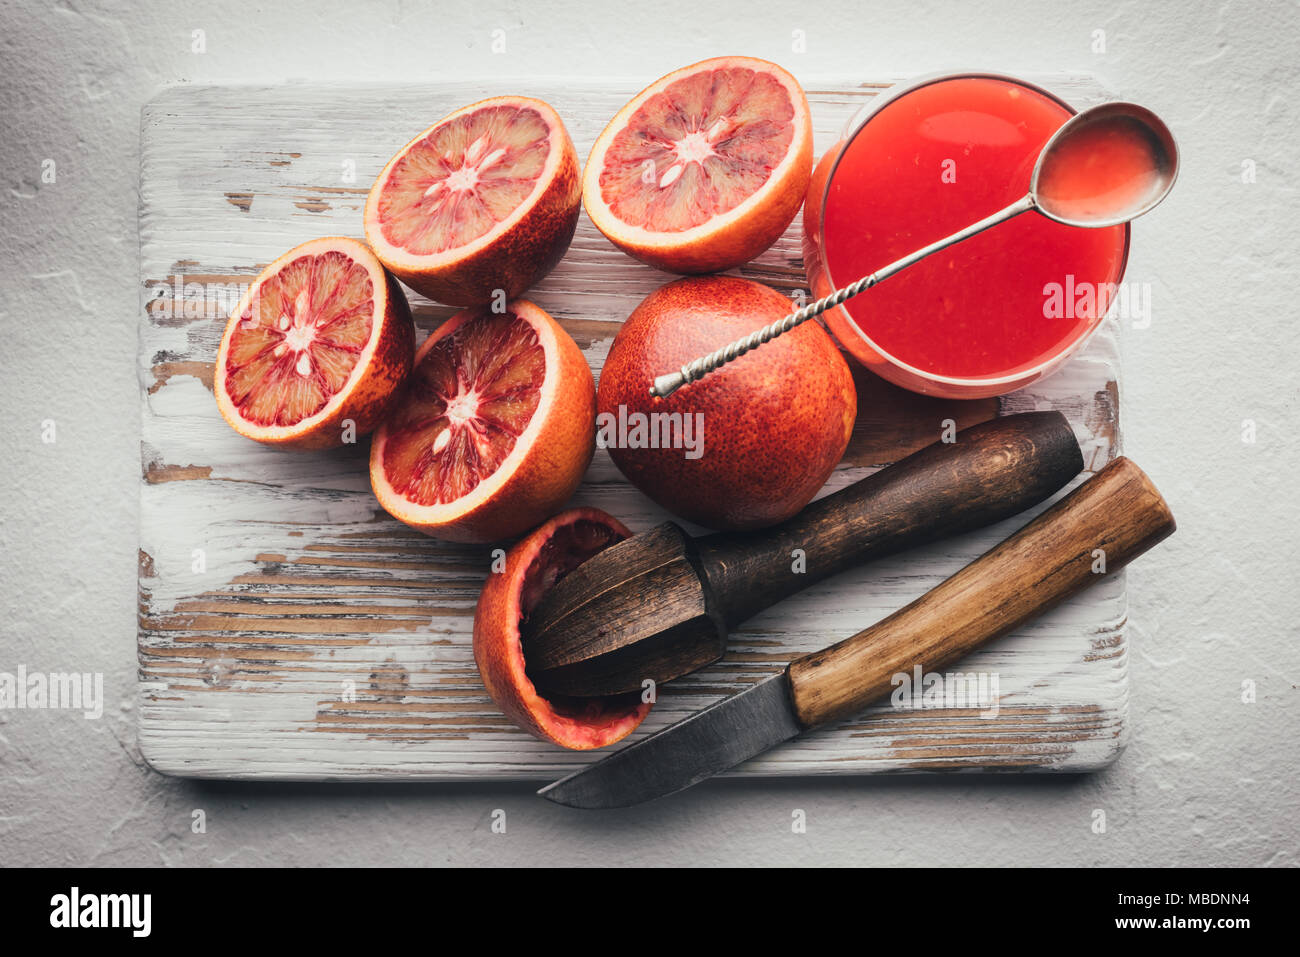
[369,299,595,543]
[364,96,581,306]
[473,507,652,750]
[583,56,813,274]
[597,276,856,530]
[214,236,414,450]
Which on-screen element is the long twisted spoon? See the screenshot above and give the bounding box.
[649,101,1178,398]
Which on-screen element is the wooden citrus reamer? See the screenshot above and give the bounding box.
[522,411,1083,697]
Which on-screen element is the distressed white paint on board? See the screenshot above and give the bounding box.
[139,77,1130,780]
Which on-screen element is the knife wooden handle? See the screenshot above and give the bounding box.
[694,411,1084,627]
[786,456,1175,730]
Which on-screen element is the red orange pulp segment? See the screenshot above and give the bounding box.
[365,96,581,306]
[583,56,813,274]
[214,236,414,449]
[369,299,595,543]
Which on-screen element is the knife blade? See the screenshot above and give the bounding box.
[539,674,800,809]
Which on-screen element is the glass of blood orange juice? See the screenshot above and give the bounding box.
[803,73,1130,399]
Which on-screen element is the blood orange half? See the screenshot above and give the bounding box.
[473,507,652,750]
[214,236,414,449]
[364,96,582,307]
[369,299,595,543]
[583,56,814,274]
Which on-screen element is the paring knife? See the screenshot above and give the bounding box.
[539,455,1175,808]
[523,411,1084,697]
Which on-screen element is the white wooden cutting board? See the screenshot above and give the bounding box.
[137,75,1129,780]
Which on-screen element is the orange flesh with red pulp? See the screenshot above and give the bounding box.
[598,66,796,232]
[375,105,551,255]
[381,312,545,505]
[224,250,375,427]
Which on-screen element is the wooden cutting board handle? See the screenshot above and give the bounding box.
[786,456,1176,730]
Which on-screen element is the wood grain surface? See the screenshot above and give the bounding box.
[138,76,1128,780]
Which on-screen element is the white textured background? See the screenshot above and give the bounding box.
[1,0,1296,866]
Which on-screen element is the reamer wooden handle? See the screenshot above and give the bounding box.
[695,410,1084,627]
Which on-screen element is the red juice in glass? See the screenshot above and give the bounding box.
[802,73,1129,398]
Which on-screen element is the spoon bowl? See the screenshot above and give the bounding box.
[1031,101,1179,228]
